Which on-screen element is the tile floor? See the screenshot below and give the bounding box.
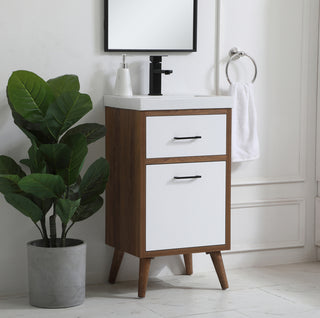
[1,262,320,317]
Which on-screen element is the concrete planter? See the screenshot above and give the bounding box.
[27,239,86,308]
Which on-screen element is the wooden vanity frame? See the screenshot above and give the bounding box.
[105,107,231,297]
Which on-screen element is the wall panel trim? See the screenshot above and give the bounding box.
[225,198,306,253]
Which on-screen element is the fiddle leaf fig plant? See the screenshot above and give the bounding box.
[0,70,109,247]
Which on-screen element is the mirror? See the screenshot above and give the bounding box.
[104,0,197,52]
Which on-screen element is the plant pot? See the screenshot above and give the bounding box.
[27,239,86,308]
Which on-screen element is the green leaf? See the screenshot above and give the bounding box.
[18,174,65,200]
[0,156,26,178]
[72,196,103,222]
[11,109,56,145]
[39,143,71,173]
[5,193,43,223]
[11,110,41,145]
[79,158,109,205]
[47,75,80,97]
[7,70,54,123]
[59,134,88,185]
[40,135,87,186]
[25,144,47,173]
[45,91,92,141]
[61,123,106,145]
[0,175,22,195]
[56,198,80,225]
[0,175,20,183]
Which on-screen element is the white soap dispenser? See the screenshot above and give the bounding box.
[114,54,133,96]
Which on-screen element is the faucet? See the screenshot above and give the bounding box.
[149,56,173,96]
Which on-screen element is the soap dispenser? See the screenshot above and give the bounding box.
[114,54,133,96]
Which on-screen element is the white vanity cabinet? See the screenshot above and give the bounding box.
[104,95,232,298]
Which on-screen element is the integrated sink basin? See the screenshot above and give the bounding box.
[104,95,233,111]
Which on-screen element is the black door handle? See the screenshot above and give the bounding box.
[174,175,202,180]
[173,136,202,140]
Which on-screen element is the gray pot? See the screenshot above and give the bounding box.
[27,239,86,308]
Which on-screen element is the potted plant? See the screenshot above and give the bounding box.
[0,70,109,308]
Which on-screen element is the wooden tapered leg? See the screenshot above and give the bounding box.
[209,251,229,290]
[108,249,124,284]
[183,254,193,275]
[138,258,152,298]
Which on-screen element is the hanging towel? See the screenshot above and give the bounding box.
[230,82,260,162]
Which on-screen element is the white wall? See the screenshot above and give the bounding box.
[0,0,318,296]
[219,0,319,269]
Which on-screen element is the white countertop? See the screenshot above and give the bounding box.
[104,95,233,111]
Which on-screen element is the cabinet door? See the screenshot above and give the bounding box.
[146,161,226,251]
[146,115,227,158]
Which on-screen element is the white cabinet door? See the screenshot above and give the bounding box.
[146,115,227,158]
[146,161,226,251]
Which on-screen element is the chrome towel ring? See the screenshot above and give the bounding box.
[226,47,257,85]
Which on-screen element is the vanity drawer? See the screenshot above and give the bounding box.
[146,114,227,158]
[146,161,226,251]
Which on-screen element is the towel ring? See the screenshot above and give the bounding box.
[226,48,257,85]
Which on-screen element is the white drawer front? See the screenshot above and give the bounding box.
[146,115,227,158]
[146,162,226,251]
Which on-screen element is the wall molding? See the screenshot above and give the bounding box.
[231,198,305,209]
[316,0,320,181]
[315,197,320,246]
[226,198,306,253]
[296,0,309,183]
[214,0,221,95]
[231,176,305,187]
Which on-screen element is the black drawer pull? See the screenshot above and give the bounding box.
[174,175,202,180]
[173,136,202,140]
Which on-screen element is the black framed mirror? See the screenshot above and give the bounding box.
[104,0,197,52]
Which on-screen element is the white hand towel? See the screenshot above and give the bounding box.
[230,82,260,162]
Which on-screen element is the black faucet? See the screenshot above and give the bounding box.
[149,56,173,96]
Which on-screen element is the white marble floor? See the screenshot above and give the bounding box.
[1,262,320,318]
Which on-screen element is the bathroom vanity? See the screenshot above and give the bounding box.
[104,95,232,297]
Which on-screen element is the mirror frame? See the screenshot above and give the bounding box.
[104,0,198,52]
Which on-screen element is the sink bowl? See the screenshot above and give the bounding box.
[104,94,233,111]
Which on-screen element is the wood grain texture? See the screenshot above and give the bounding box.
[208,251,229,290]
[183,254,193,275]
[146,155,228,165]
[138,258,152,298]
[105,107,145,257]
[144,109,229,117]
[108,249,124,284]
[225,108,232,249]
[143,243,228,258]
